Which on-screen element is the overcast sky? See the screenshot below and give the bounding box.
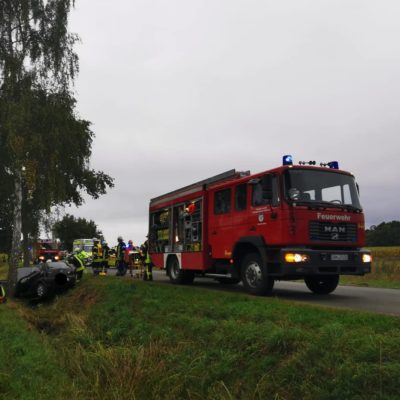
[68,0,400,246]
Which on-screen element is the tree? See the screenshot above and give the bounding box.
[0,1,113,295]
[53,214,102,251]
[366,221,400,246]
[0,169,13,253]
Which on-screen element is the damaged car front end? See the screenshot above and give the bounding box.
[16,261,76,299]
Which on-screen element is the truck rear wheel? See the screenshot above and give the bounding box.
[304,275,339,294]
[167,257,195,284]
[168,257,183,284]
[241,252,274,295]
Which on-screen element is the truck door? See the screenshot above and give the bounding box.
[208,187,233,259]
[249,174,281,243]
[231,183,249,239]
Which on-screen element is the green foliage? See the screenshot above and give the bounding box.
[0,1,113,281]
[0,86,114,208]
[366,221,400,246]
[2,278,400,400]
[53,214,102,251]
[0,0,78,88]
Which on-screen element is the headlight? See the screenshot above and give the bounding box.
[362,253,372,263]
[54,256,60,261]
[284,253,310,263]
[39,256,45,261]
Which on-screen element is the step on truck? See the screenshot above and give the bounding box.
[148,155,372,295]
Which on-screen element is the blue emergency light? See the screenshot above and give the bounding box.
[282,155,293,165]
[328,161,339,169]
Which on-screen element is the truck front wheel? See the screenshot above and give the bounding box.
[304,275,339,294]
[241,252,274,295]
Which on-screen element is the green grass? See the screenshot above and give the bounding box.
[341,247,400,289]
[0,305,76,400]
[1,277,400,400]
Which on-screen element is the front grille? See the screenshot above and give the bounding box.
[309,221,357,242]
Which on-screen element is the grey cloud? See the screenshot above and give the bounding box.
[68,1,400,242]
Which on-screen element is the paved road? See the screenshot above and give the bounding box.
[148,270,400,316]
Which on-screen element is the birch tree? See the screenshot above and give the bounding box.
[0,1,113,294]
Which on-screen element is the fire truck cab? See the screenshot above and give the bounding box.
[149,156,371,295]
[34,239,62,263]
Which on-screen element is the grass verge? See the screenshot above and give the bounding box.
[0,304,76,400]
[1,276,400,400]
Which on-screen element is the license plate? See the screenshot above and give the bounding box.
[331,254,348,261]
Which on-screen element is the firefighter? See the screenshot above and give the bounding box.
[116,236,127,276]
[68,250,87,281]
[92,238,103,276]
[125,239,135,277]
[0,284,6,304]
[100,241,110,276]
[141,239,153,281]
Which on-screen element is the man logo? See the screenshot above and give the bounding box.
[331,233,339,240]
[324,226,346,233]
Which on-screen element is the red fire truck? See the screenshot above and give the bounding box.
[34,239,63,263]
[148,156,372,295]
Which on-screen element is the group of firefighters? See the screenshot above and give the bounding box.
[69,236,153,281]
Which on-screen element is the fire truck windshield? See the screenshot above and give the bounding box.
[284,169,362,211]
[41,242,58,250]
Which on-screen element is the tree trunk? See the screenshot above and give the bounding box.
[22,226,31,268]
[7,170,23,297]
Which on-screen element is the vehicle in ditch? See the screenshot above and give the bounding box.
[15,261,76,299]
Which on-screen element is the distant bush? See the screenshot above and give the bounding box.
[366,221,400,246]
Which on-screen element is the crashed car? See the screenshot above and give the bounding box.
[15,261,76,299]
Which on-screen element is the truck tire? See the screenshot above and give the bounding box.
[167,256,185,284]
[167,257,195,284]
[304,275,339,294]
[241,252,274,295]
